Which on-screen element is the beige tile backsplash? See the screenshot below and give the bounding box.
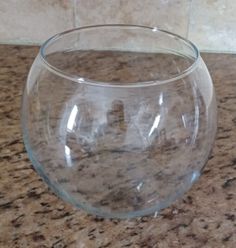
[0,0,74,44]
[189,0,236,51]
[75,0,191,37]
[0,0,235,51]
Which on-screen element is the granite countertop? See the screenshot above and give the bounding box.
[0,45,235,248]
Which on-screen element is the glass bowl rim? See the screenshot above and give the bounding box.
[39,24,200,88]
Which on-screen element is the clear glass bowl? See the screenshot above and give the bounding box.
[22,25,217,218]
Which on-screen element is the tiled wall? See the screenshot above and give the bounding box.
[0,0,235,52]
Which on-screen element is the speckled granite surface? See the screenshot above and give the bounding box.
[0,45,235,247]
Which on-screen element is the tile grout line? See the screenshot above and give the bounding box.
[186,0,194,39]
[73,0,78,28]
